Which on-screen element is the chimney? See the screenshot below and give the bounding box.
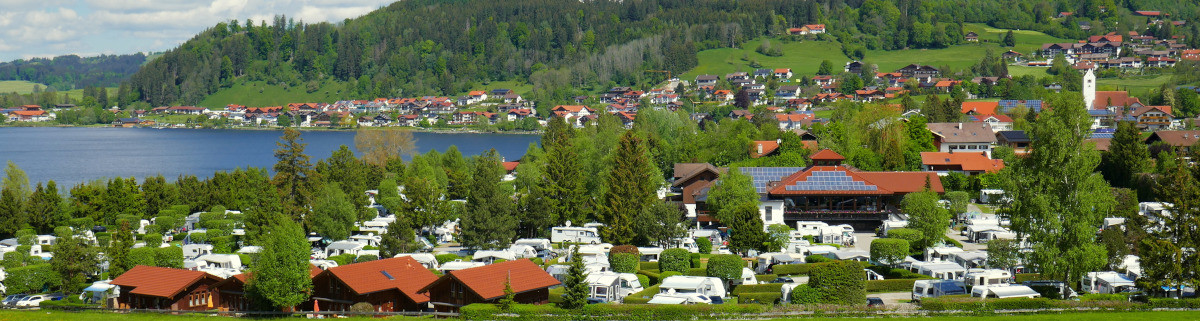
[757,143,763,154]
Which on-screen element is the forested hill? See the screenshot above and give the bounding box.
[0,53,147,91]
[123,0,1200,107]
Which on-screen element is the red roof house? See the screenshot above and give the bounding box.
[309,256,439,312]
[111,265,225,310]
[920,151,1005,175]
[419,259,560,313]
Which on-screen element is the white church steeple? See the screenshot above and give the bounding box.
[1083,68,1096,109]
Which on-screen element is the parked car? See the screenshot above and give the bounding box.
[867,297,885,307]
[2,294,27,306]
[770,277,794,284]
[14,294,48,307]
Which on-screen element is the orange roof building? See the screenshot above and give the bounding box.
[309,256,439,312]
[110,265,224,310]
[961,101,1000,116]
[920,151,1005,174]
[419,259,560,313]
[750,140,780,158]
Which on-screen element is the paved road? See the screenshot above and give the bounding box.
[868,292,918,310]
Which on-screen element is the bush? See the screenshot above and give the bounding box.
[610,245,639,255]
[686,267,707,276]
[638,270,662,285]
[188,232,209,244]
[639,261,660,271]
[870,238,910,266]
[6,264,58,294]
[622,285,661,304]
[809,260,866,305]
[211,236,234,253]
[661,271,682,279]
[435,254,461,264]
[755,274,778,283]
[636,274,650,288]
[942,236,964,248]
[789,284,823,304]
[153,246,184,268]
[804,255,831,263]
[1079,293,1127,301]
[660,248,690,273]
[349,302,375,313]
[1014,273,1047,283]
[866,279,917,293]
[706,254,743,281]
[356,254,379,262]
[737,292,782,304]
[697,237,713,254]
[731,283,785,295]
[144,233,163,248]
[610,253,639,273]
[328,254,356,266]
[887,228,923,249]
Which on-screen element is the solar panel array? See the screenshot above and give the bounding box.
[740,167,806,193]
[998,100,1044,113]
[785,170,878,191]
[1090,128,1116,139]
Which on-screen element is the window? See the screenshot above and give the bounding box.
[765,206,773,221]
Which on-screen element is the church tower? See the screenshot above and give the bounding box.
[1083,68,1096,109]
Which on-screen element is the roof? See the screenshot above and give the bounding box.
[1092,91,1142,109]
[421,259,560,301]
[1130,105,1172,117]
[502,162,520,171]
[766,166,944,196]
[961,102,999,116]
[750,141,780,158]
[810,149,845,161]
[322,256,438,303]
[1086,138,1112,151]
[926,123,997,143]
[1147,130,1200,147]
[672,163,725,188]
[110,265,222,298]
[920,152,1005,173]
[997,130,1031,143]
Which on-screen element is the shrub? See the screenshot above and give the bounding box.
[870,238,910,266]
[636,274,650,288]
[610,245,640,255]
[659,248,690,273]
[207,228,229,238]
[866,279,917,293]
[435,254,461,264]
[622,285,661,304]
[7,264,58,294]
[639,261,660,271]
[887,228,923,247]
[349,302,375,313]
[188,232,209,244]
[697,237,712,254]
[1014,273,1047,283]
[706,254,743,281]
[661,271,682,279]
[638,270,663,285]
[687,267,707,276]
[356,254,379,262]
[211,236,234,253]
[809,260,866,305]
[731,283,784,295]
[153,246,184,268]
[789,284,823,304]
[755,274,778,283]
[804,255,831,263]
[610,253,639,273]
[737,292,782,304]
[144,233,163,248]
[919,297,1056,311]
[328,254,356,266]
[942,236,964,248]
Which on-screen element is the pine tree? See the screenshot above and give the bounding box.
[442,146,472,200]
[0,187,26,238]
[27,181,64,233]
[1101,121,1149,189]
[560,246,590,309]
[272,128,320,222]
[460,149,516,249]
[1140,154,1200,296]
[598,131,654,245]
[543,118,586,225]
[1003,30,1016,47]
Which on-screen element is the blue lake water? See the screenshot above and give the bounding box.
[0,127,540,187]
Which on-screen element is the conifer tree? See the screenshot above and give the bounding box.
[272,128,320,222]
[543,118,587,225]
[460,149,516,249]
[560,246,590,309]
[599,131,654,245]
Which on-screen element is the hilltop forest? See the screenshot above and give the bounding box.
[0,54,147,91]
[122,0,1200,107]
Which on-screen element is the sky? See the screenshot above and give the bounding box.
[0,0,396,62]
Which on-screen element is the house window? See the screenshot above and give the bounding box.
[765,206,773,221]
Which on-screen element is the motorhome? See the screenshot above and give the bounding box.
[638,247,664,262]
[1082,271,1137,294]
[325,240,365,257]
[734,268,759,286]
[585,272,644,303]
[658,276,727,298]
[756,253,803,274]
[506,244,539,259]
[182,244,214,258]
[912,279,967,302]
[826,250,870,262]
[514,238,552,251]
[970,285,1041,299]
[689,229,723,246]
[472,250,517,264]
[912,262,967,280]
[964,269,1013,287]
[647,293,713,304]
[551,226,602,244]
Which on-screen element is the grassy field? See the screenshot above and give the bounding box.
[198,80,351,108]
[961,23,1074,55]
[1,310,1198,321]
[1097,75,1173,97]
[1007,65,1050,78]
[461,80,533,96]
[683,39,849,80]
[0,80,46,94]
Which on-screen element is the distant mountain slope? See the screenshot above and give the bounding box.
[0,53,146,91]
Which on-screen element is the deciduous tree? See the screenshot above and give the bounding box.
[902,190,950,251]
[246,220,312,310]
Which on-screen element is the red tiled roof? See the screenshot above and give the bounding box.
[502,161,520,171]
[766,165,943,196]
[422,259,559,301]
[1092,91,1141,109]
[111,265,222,298]
[322,256,438,303]
[774,68,791,74]
[552,105,590,113]
[920,152,1005,173]
[750,140,780,158]
[961,101,1000,116]
[1131,105,1172,117]
[10,110,45,116]
[1149,130,1200,147]
[231,265,323,283]
[811,149,845,161]
[468,91,486,96]
[775,113,814,122]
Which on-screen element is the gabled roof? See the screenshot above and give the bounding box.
[810,149,845,161]
[420,259,560,301]
[961,102,1000,116]
[1147,130,1200,147]
[1130,105,1172,117]
[321,256,438,303]
[926,123,997,143]
[997,130,1031,143]
[672,163,724,187]
[111,265,223,299]
[1092,91,1142,109]
[920,152,1005,173]
[766,166,943,196]
[750,140,780,158]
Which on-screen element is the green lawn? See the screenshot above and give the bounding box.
[198,80,351,108]
[1097,75,1173,97]
[683,39,849,80]
[1007,65,1050,78]
[961,23,1075,55]
[0,80,45,94]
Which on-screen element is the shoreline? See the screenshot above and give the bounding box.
[0,123,544,135]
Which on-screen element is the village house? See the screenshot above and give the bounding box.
[309,257,439,312]
[419,259,560,313]
[811,75,835,86]
[920,151,1005,175]
[111,265,224,310]
[695,75,719,89]
[774,68,794,79]
[926,122,997,157]
[750,140,781,159]
[1145,130,1200,153]
[969,114,1014,132]
[7,105,52,122]
[996,130,1032,156]
[895,64,940,84]
[844,61,864,74]
[1128,106,1173,131]
[965,32,979,42]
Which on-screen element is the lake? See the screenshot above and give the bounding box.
[0,127,540,187]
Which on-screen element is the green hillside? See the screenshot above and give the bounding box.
[198,80,351,108]
[0,80,44,94]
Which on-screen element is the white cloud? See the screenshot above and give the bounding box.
[0,0,397,61]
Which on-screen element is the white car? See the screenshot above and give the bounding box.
[15,294,48,307]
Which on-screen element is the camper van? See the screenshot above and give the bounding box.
[1082,271,1137,294]
[734,268,759,286]
[638,247,664,262]
[648,293,713,304]
[585,272,644,303]
[912,279,967,302]
[964,269,1013,287]
[914,262,967,280]
[514,238,553,251]
[756,253,803,274]
[472,250,517,264]
[970,285,1041,299]
[658,276,727,298]
[551,226,602,244]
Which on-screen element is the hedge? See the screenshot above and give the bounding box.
[436,254,462,264]
[636,274,650,288]
[706,254,743,281]
[772,261,868,276]
[804,255,832,263]
[659,249,690,273]
[7,264,58,294]
[622,285,660,304]
[920,297,1056,311]
[736,292,782,304]
[462,303,766,320]
[789,284,822,304]
[731,283,785,295]
[610,245,640,255]
[610,253,639,273]
[808,260,866,305]
[696,237,712,254]
[638,269,663,285]
[941,236,964,248]
[1014,273,1047,283]
[866,279,917,293]
[639,261,660,271]
[755,274,778,282]
[686,267,707,276]
[868,266,933,279]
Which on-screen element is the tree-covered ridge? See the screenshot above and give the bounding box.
[0,54,147,91]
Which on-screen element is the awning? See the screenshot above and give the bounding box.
[648,296,689,304]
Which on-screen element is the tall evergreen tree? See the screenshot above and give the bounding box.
[0,188,24,238]
[460,149,516,249]
[1140,154,1200,296]
[107,221,135,278]
[598,131,655,245]
[27,181,64,233]
[543,118,587,225]
[1004,93,1113,284]
[442,146,472,200]
[141,175,178,218]
[272,128,320,222]
[560,246,590,309]
[246,220,313,311]
[1101,121,1149,189]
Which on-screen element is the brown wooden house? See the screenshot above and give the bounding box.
[418,259,560,313]
[110,265,224,310]
[308,256,439,312]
